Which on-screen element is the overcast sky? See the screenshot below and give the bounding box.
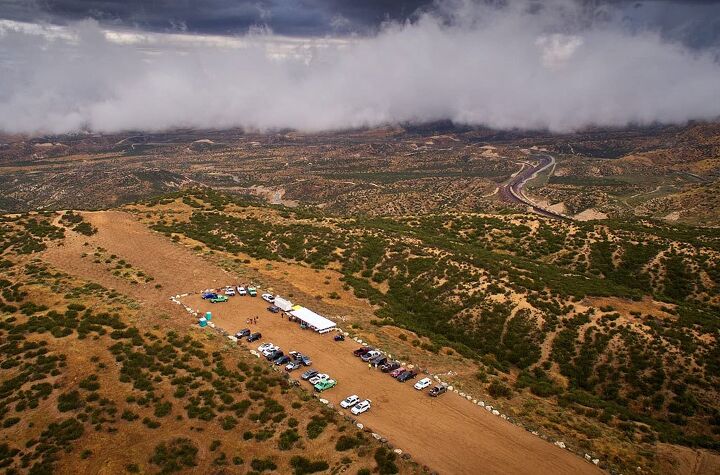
[1,0,719,135]
[0,0,431,36]
[2,0,720,45]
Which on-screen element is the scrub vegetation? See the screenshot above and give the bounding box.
[0,211,414,474]
[147,189,720,455]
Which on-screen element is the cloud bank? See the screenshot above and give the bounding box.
[1,0,719,135]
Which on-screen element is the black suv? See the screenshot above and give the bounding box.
[247,332,262,342]
[381,361,400,373]
[371,356,387,367]
[397,370,417,382]
[274,355,291,365]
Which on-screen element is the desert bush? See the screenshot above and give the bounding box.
[289,456,329,475]
[250,458,277,473]
[57,391,83,412]
[278,429,300,450]
[374,447,398,475]
[335,435,361,451]
[306,415,328,439]
[149,438,198,473]
[488,380,513,399]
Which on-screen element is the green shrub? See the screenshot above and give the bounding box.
[488,380,513,399]
[335,435,360,451]
[149,438,198,473]
[250,458,277,473]
[2,417,20,428]
[306,416,327,439]
[121,410,138,421]
[142,418,160,429]
[57,391,83,412]
[220,415,237,430]
[278,429,300,450]
[154,401,172,418]
[79,375,100,391]
[289,456,329,475]
[374,447,398,474]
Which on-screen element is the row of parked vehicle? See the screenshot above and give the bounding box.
[201,291,229,303]
[202,287,278,306]
[234,328,262,342]
[353,346,418,381]
[203,285,267,299]
[257,342,310,366]
[299,368,337,392]
[353,346,448,396]
[225,285,258,297]
[255,342,338,392]
[340,394,371,415]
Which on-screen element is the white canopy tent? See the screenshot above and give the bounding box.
[274,296,293,312]
[289,306,336,334]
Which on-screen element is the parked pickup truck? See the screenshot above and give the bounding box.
[314,379,337,392]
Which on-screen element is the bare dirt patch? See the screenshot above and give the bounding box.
[656,443,720,475]
[44,210,230,304]
[181,294,603,475]
[40,210,601,475]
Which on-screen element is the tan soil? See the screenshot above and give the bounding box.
[664,211,681,222]
[575,209,608,221]
[182,293,602,475]
[583,296,676,323]
[546,201,568,215]
[42,210,602,475]
[43,210,232,324]
[656,443,720,475]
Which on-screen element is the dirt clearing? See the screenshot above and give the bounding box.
[183,294,602,475]
[44,210,602,475]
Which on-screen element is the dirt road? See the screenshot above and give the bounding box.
[44,210,230,311]
[44,210,602,475]
[185,294,602,475]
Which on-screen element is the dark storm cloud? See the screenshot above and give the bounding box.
[0,1,717,50]
[0,1,719,43]
[0,0,432,36]
[2,0,720,135]
[613,0,720,49]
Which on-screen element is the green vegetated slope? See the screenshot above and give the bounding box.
[0,212,411,475]
[148,189,720,453]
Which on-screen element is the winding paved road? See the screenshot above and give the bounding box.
[500,153,571,220]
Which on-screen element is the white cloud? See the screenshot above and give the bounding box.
[535,34,584,69]
[0,0,719,135]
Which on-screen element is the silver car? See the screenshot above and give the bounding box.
[285,360,302,371]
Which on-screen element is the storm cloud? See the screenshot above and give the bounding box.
[1,0,719,135]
